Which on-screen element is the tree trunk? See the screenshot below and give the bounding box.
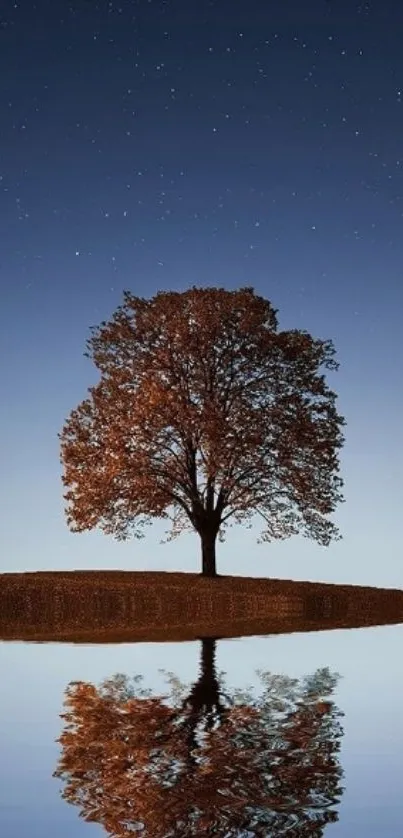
[183,638,222,770]
[200,528,218,577]
[200,637,217,681]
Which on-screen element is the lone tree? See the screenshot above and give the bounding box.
[54,651,344,837]
[59,286,345,576]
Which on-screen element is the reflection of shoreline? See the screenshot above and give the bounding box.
[1,571,403,642]
[3,611,403,644]
[54,637,345,837]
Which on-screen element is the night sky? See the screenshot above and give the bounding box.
[1,0,402,584]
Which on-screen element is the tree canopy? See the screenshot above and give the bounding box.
[54,640,344,836]
[59,286,345,575]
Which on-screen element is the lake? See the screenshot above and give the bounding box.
[1,620,402,837]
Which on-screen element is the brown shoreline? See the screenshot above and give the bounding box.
[1,570,403,643]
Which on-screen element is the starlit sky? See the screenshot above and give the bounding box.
[1,0,402,586]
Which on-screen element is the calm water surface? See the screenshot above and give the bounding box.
[1,623,402,836]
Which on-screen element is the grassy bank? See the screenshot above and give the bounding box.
[1,570,403,643]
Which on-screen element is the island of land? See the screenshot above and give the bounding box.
[1,570,402,643]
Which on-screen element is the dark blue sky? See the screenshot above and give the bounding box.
[1,0,402,583]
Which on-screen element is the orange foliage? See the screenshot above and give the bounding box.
[59,287,345,573]
[54,647,344,836]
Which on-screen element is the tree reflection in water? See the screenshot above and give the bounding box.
[54,638,344,836]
